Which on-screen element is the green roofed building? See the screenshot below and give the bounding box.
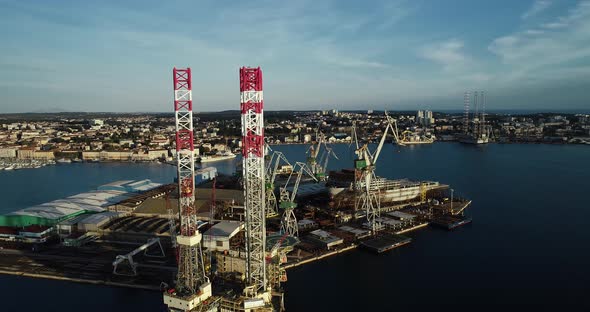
[0,179,163,228]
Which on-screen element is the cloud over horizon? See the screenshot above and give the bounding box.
[0,0,588,113]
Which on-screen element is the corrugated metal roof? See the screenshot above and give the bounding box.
[204,221,243,238]
[99,180,135,187]
[4,179,159,222]
[78,211,125,225]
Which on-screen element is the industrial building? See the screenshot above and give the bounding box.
[202,221,244,252]
[0,179,163,241]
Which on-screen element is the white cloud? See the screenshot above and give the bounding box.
[542,21,567,29]
[524,29,545,35]
[522,0,552,19]
[376,1,415,30]
[419,39,469,71]
[489,0,590,84]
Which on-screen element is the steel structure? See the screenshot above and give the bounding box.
[306,131,324,179]
[264,151,292,218]
[463,91,470,134]
[279,162,316,237]
[385,112,403,146]
[240,67,268,299]
[317,146,338,178]
[480,91,486,137]
[113,238,165,276]
[163,68,212,311]
[165,193,177,251]
[354,122,395,234]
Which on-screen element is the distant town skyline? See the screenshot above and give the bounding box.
[0,0,589,113]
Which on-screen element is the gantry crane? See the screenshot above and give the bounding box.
[264,151,292,218]
[279,162,317,237]
[353,121,396,234]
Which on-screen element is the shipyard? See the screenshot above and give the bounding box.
[0,172,471,307]
[0,67,473,312]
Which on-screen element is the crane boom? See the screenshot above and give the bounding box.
[385,111,403,146]
[372,123,393,165]
[290,162,316,202]
[270,151,291,186]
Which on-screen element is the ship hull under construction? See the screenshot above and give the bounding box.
[327,169,443,203]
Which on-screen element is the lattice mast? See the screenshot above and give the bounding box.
[463,91,471,134]
[163,68,211,311]
[240,67,268,297]
[480,91,486,137]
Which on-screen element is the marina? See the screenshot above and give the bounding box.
[0,159,55,171]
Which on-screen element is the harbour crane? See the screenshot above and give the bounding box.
[385,111,403,146]
[279,162,317,237]
[306,131,324,177]
[315,146,338,181]
[264,151,292,218]
[354,120,396,234]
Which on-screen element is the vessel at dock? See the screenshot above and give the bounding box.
[198,151,237,163]
[397,130,435,145]
[460,91,491,145]
[457,133,489,145]
[327,169,443,202]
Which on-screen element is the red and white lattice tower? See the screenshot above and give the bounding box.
[240,67,269,298]
[163,68,212,311]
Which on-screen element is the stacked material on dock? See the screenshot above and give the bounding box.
[338,226,371,239]
[386,211,417,221]
[376,217,404,230]
[307,229,344,250]
[360,233,412,253]
[297,219,318,231]
[0,179,162,227]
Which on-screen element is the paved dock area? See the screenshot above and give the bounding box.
[0,241,176,291]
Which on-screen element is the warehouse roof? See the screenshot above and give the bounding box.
[1,179,162,227]
[203,221,243,239]
[78,211,126,226]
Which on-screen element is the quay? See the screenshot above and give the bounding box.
[0,172,472,301]
[360,234,412,254]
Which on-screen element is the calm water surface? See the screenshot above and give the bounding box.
[1,143,589,310]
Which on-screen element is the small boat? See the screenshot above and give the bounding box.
[56,158,72,164]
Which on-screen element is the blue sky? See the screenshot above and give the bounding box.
[0,0,588,113]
